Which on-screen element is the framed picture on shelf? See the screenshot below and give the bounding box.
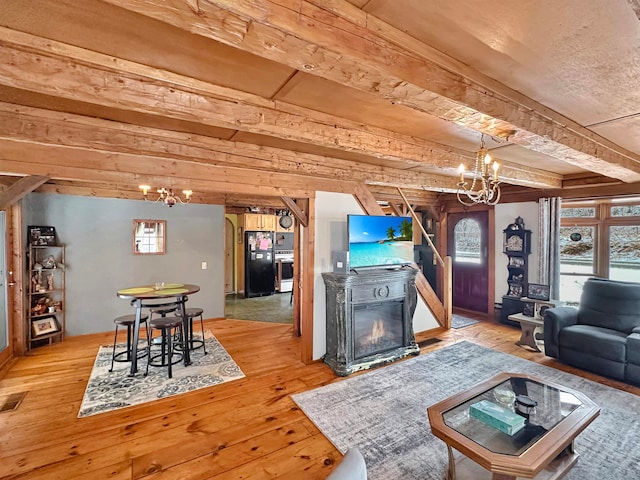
[522,302,535,317]
[32,316,59,336]
[27,226,57,246]
[528,283,551,301]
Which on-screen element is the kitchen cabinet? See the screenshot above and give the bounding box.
[244,213,277,231]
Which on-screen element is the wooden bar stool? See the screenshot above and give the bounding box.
[109,313,150,372]
[145,316,184,379]
[176,307,207,355]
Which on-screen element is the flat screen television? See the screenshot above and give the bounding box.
[348,214,414,269]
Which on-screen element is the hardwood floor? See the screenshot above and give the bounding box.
[0,316,638,479]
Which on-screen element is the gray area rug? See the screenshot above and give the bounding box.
[451,314,480,329]
[78,331,244,418]
[292,341,639,479]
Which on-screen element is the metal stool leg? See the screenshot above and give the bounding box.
[199,313,207,354]
[109,323,120,372]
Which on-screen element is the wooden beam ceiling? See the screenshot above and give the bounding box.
[101,0,640,182]
[0,28,561,191]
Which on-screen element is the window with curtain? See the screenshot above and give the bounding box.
[559,199,640,303]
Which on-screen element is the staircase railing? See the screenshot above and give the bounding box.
[396,188,452,329]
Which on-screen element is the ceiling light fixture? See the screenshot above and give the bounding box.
[139,185,193,207]
[456,134,501,206]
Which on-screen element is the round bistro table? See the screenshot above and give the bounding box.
[116,283,200,376]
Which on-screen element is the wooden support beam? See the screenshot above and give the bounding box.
[300,197,314,363]
[102,0,640,181]
[388,203,402,217]
[0,138,359,198]
[280,197,308,227]
[0,29,561,189]
[352,183,385,215]
[0,102,461,192]
[0,175,48,210]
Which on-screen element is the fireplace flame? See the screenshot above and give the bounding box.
[364,318,386,346]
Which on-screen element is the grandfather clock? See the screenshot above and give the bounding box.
[500,217,531,326]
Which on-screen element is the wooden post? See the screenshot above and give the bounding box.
[443,256,453,329]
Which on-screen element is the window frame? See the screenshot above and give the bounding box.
[561,199,640,279]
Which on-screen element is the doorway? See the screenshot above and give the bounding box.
[447,211,489,313]
[224,218,235,294]
[223,215,293,324]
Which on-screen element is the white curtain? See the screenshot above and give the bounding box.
[538,197,561,299]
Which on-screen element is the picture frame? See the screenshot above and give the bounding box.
[27,226,57,246]
[522,302,535,317]
[536,303,553,319]
[528,283,551,301]
[32,316,59,336]
[133,219,166,255]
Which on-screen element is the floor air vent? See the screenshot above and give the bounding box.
[0,391,27,412]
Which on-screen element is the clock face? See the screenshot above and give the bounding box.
[279,215,293,229]
[506,234,524,251]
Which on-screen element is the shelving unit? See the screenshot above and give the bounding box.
[27,244,65,349]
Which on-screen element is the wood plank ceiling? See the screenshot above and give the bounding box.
[0,0,639,209]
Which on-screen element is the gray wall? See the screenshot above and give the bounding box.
[24,193,225,336]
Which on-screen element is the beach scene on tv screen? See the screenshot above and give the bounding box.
[349,215,414,268]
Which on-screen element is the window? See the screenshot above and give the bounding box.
[453,218,481,264]
[559,200,640,303]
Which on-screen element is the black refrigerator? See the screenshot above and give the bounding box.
[244,231,276,297]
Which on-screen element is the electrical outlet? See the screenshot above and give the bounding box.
[201,261,207,269]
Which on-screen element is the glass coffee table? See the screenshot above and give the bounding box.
[427,372,600,479]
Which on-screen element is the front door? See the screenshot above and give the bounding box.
[447,211,489,313]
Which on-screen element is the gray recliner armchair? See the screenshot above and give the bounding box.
[544,277,640,384]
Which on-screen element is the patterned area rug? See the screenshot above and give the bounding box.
[292,341,639,480]
[451,314,480,329]
[78,332,244,418]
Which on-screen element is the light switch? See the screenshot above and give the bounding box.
[201,261,207,269]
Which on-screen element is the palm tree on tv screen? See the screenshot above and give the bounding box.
[400,220,412,240]
[386,226,397,240]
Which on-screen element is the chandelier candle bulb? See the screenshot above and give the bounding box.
[139,185,193,207]
[456,134,502,206]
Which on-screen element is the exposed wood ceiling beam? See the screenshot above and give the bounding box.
[367,185,439,206]
[0,103,459,192]
[280,197,308,227]
[0,28,561,190]
[0,175,48,209]
[34,180,226,204]
[101,0,640,182]
[0,139,356,197]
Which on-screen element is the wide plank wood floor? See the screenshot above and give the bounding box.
[0,315,638,479]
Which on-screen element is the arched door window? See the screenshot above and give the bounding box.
[454,218,481,264]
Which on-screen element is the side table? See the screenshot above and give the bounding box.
[508,313,544,353]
